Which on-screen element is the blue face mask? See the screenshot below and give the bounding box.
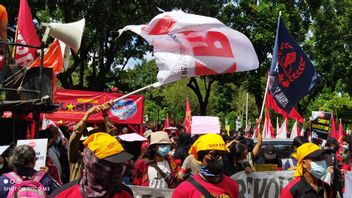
[343,145,349,151]
[309,160,327,179]
[157,145,170,157]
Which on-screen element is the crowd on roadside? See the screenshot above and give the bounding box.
[0,102,350,198]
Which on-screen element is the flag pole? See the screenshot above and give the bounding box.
[111,82,158,103]
[245,92,249,125]
[259,11,281,119]
[259,74,270,118]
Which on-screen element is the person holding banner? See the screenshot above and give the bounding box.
[172,134,239,198]
[67,102,114,181]
[280,143,332,198]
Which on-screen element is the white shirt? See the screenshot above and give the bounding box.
[147,159,171,189]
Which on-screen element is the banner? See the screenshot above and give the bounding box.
[231,171,294,198]
[44,89,144,124]
[311,111,332,140]
[17,139,48,171]
[191,116,220,135]
[269,17,318,114]
[346,171,352,198]
[129,185,173,198]
[119,10,259,86]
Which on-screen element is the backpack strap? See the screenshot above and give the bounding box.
[4,172,23,183]
[32,170,46,182]
[187,176,214,198]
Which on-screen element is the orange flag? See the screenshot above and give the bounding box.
[337,119,344,144]
[184,97,192,134]
[163,114,170,130]
[29,39,63,73]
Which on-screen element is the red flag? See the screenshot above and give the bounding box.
[331,113,336,138]
[29,39,63,73]
[163,114,170,129]
[184,97,192,134]
[337,119,344,144]
[15,0,41,66]
[266,92,304,124]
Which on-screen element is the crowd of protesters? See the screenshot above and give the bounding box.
[0,102,350,198]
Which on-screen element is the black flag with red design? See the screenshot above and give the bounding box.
[269,17,318,113]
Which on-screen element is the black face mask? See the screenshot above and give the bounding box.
[205,158,224,175]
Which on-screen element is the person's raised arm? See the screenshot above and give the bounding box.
[252,118,263,158]
[68,105,102,162]
[101,100,115,134]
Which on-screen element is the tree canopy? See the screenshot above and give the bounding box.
[2,0,352,128]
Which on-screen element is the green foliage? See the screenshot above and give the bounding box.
[3,0,352,126]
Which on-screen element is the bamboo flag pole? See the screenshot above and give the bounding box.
[259,11,281,119]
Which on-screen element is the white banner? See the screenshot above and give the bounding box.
[17,139,48,171]
[119,10,259,86]
[346,171,352,198]
[191,116,220,135]
[231,171,294,198]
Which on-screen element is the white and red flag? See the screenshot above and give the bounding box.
[290,120,300,139]
[262,109,274,139]
[15,0,41,66]
[119,10,259,86]
[276,118,288,138]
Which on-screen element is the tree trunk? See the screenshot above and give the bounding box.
[187,77,214,115]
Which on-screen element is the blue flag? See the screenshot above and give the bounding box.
[269,17,318,113]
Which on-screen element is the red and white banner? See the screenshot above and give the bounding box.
[44,89,144,124]
[15,0,41,66]
[119,10,259,85]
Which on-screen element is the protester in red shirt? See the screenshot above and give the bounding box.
[50,132,134,198]
[172,133,239,198]
[280,143,332,198]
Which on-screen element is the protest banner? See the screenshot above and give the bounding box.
[17,139,48,171]
[128,171,294,197]
[118,133,147,142]
[44,89,144,124]
[311,111,332,139]
[191,116,220,135]
[346,171,352,198]
[231,171,294,198]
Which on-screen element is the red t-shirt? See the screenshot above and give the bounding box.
[172,174,239,198]
[51,183,133,198]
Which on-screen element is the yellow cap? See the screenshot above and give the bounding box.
[292,142,322,177]
[189,134,227,163]
[83,132,133,163]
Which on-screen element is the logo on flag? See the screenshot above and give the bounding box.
[119,10,259,86]
[269,17,318,113]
